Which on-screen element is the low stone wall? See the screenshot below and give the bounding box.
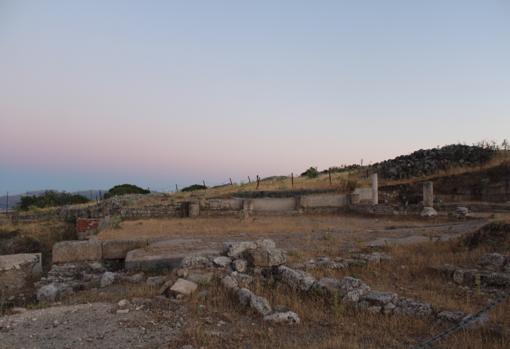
[9,188,380,223]
[52,240,148,264]
[300,193,347,208]
[249,197,297,213]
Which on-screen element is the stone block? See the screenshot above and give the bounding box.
[0,253,42,299]
[170,278,198,296]
[52,241,102,263]
[101,239,148,259]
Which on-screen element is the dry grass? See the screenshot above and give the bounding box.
[172,234,510,349]
[0,219,74,269]
[161,170,365,201]
[97,214,439,241]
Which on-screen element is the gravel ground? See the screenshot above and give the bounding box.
[0,301,184,349]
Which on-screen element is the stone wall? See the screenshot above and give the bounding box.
[249,197,297,213]
[380,163,510,205]
[7,187,379,222]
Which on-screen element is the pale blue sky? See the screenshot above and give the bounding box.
[1,1,509,194]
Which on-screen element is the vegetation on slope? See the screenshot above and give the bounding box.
[17,191,90,211]
[103,184,150,199]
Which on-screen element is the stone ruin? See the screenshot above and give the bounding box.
[437,252,510,295]
[0,236,493,333]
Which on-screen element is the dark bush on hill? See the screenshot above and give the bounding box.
[181,184,207,192]
[103,184,150,199]
[18,191,90,211]
[301,167,319,179]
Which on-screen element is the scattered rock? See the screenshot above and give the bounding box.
[233,259,248,273]
[245,247,286,267]
[181,255,211,269]
[230,272,253,288]
[124,272,145,283]
[36,284,60,303]
[213,256,232,268]
[394,298,433,317]
[249,295,272,316]
[236,288,254,306]
[277,266,316,292]
[479,253,506,270]
[421,207,438,217]
[186,272,213,285]
[314,277,340,294]
[264,311,300,325]
[176,268,189,278]
[361,291,397,306]
[169,278,198,296]
[223,241,257,258]
[146,276,166,287]
[117,299,130,308]
[437,310,466,323]
[221,275,239,290]
[455,206,469,218]
[453,269,477,286]
[337,277,370,303]
[100,272,116,288]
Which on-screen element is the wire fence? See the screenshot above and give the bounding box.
[412,287,510,349]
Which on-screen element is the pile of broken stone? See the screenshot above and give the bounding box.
[438,252,510,294]
[35,238,482,328]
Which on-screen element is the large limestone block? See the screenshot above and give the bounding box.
[125,248,184,271]
[101,239,148,259]
[0,253,42,299]
[52,241,102,263]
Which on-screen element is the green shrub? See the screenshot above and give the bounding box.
[301,167,319,179]
[103,184,150,199]
[17,191,89,211]
[181,184,207,192]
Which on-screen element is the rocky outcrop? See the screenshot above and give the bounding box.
[372,144,496,180]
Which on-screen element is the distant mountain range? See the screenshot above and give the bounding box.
[0,190,105,211]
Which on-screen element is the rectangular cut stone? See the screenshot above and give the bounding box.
[125,247,217,271]
[52,240,102,263]
[101,239,148,259]
[0,253,42,300]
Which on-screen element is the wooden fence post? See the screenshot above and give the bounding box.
[256,175,260,189]
[328,168,332,185]
[291,173,294,188]
[248,176,251,183]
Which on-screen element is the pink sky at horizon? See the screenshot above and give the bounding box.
[1,1,509,194]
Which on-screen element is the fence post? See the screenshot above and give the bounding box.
[248,176,251,184]
[229,178,233,186]
[256,175,260,189]
[328,168,332,185]
[175,184,179,193]
[291,173,294,188]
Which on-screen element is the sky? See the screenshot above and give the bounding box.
[1,0,509,194]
